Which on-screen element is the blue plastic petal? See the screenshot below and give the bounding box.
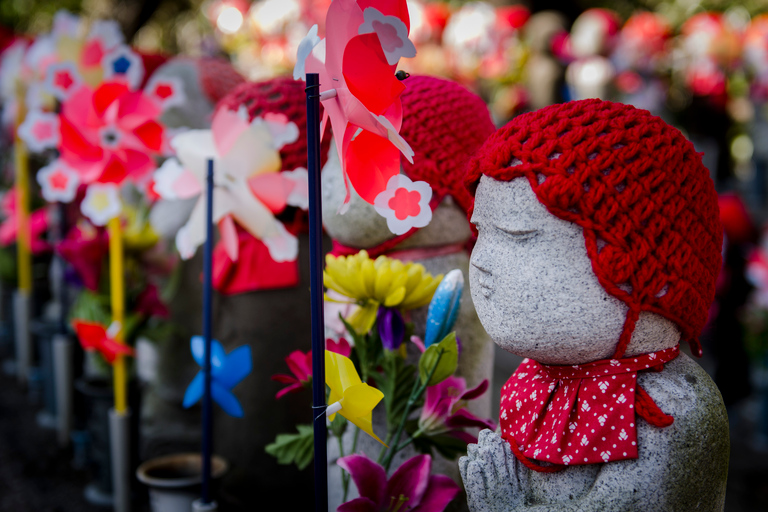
[210,340,226,371]
[191,336,205,367]
[216,345,253,388]
[190,336,225,370]
[212,381,244,417]
[424,270,464,347]
[182,371,204,408]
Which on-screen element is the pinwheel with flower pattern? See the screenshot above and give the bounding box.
[72,319,135,363]
[153,106,308,263]
[18,45,179,226]
[183,336,253,418]
[295,0,434,234]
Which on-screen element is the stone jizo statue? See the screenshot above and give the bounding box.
[459,99,729,512]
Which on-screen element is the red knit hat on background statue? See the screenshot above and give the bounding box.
[212,77,332,294]
[331,74,496,256]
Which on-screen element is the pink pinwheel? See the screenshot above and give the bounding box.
[154,106,307,263]
[0,188,50,254]
[295,0,426,221]
[337,454,459,512]
[56,81,167,186]
[417,376,495,443]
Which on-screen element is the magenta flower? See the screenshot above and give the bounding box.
[272,350,312,399]
[56,223,109,291]
[417,377,495,443]
[0,189,50,255]
[272,339,351,399]
[337,454,459,512]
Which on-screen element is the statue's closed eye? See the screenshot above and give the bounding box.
[497,227,539,240]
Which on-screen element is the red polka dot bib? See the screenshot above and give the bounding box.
[500,345,679,468]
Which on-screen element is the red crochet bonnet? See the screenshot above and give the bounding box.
[400,75,495,214]
[465,99,723,358]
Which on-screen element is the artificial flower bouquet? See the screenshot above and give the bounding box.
[267,250,494,510]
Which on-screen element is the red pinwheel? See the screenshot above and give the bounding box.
[72,319,135,364]
[58,81,166,186]
[295,0,418,212]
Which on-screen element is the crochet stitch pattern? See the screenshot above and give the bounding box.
[465,98,723,358]
[401,75,496,214]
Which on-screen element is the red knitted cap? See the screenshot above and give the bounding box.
[216,77,330,172]
[400,75,495,213]
[466,99,723,358]
[195,57,245,104]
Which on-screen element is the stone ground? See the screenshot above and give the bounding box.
[0,348,766,511]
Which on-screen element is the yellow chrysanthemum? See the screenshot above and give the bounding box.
[324,250,442,334]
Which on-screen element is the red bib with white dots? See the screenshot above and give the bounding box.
[499,345,679,467]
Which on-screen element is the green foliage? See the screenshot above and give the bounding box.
[372,351,418,433]
[418,333,458,386]
[340,314,382,381]
[265,424,314,471]
[330,413,348,438]
[69,289,111,325]
[0,246,16,285]
[406,420,471,460]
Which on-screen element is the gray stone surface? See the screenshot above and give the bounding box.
[322,149,494,511]
[460,176,729,511]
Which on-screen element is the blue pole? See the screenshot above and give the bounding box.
[201,159,214,504]
[305,73,327,512]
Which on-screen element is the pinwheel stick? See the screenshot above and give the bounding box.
[306,73,328,512]
[13,81,33,385]
[201,159,215,505]
[14,84,32,295]
[107,217,127,414]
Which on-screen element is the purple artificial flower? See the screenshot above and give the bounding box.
[377,306,405,351]
[418,377,495,443]
[337,453,459,512]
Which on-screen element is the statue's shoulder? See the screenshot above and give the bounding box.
[637,352,726,425]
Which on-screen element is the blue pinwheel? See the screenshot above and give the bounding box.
[183,336,253,417]
[424,269,464,348]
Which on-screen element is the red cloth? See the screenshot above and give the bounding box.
[212,227,299,295]
[500,345,679,468]
[466,99,724,358]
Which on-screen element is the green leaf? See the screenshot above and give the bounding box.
[330,414,348,438]
[265,424,314,470]
[412,432,471,460]
[372,351,417,433]
[418,332,458,386]
[341,314,382,381]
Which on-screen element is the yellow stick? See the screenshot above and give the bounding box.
[14,83,31,295]
[108,216,127,414]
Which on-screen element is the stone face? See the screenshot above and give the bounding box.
[460,176,729,511]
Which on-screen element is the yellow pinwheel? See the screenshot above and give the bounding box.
[324,250,443,334]
[325,350,386,446]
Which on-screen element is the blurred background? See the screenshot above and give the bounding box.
[4,0,768,510]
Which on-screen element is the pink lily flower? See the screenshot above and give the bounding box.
[337,453,459,512]
[272,338,352,399]
[418,377,495,443]
[0,188,50,254]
